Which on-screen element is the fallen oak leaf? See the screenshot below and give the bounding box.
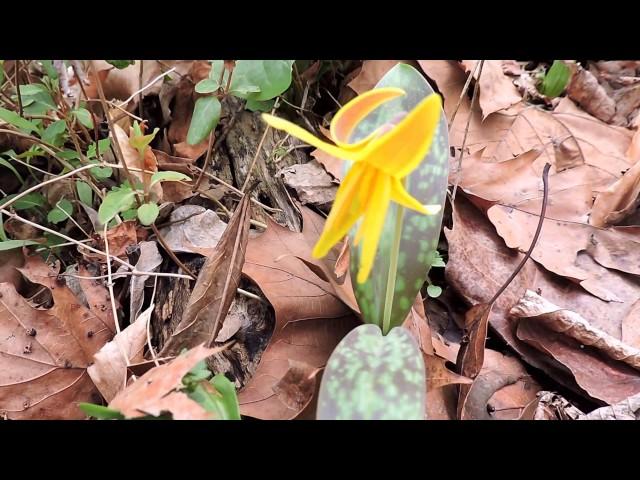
[456,163,551,419]
[0,255,115,419]
[348,60,400,95]
[578,391,640,420]
[109,343,223,419]
[87,304,150,402]
[462,60,522,118]
[511,290,640,371]
[160,195,252,355]
[239,206,358,419]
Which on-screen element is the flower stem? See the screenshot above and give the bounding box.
[382,202,405,335]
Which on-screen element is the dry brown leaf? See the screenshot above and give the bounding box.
[0,249,25,292]
[348,60,400,94]
[279,160,338,209]
[578,392,640,420]
[455,303,492,419]
[271,360,320,412]
[445,196,640,404]
[511,290,640,371]
[622,299,640,350]
[129,241,162,322]
[403,297,434,356]
[426,354,471,390]
[111,124,163,200]
[77,264,117,331]
[462,60,522,118]
[567,64,616,123]
[87,304,150,402]
[161,195,252,355]
[0,255,114,419]
[532,391,584,420]
[167,61,211,160]
[109,343,220,419]
[312,149,344,182]
[239,206,358,419]
[591,139,640,227]
[159,205,227,257]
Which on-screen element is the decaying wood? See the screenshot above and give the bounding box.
[212,97,305,231]
[152,256,274,388]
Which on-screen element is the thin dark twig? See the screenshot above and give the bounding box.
[451,60,484,203]
[448,60,481,130]
[488,162,551,306]
[15,60,23,117]
[150,223,196,279]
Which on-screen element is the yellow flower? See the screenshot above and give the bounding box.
[262,87,442,283]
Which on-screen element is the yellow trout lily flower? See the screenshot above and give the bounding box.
[262,87,442,283]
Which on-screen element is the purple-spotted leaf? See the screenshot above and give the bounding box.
[347,64,449,332]
[317,324,426,420]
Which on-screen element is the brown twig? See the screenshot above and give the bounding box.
[150,223,196,279]
[14,60,23,117]
[90,62,142,206]
[448,60,480,130]
[451,60,484,203]
[193,102,244,191]
[487,162,551,306]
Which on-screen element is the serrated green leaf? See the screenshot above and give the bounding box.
[230,60,294,101]
[78,403,125,420]
[348,64,449,332]
[0,106,38,133]
[0,239,40,251]
[317,324,426,420]
[76,180,92,206]
[41,120,67,146]
[540,60,571,98]
[47,198,74,224]
[98,187,136,225]
[150,171,191,187]
[137,202,159,226]
[72,108,94,129]
[195,78,220,94]
[187,96,221,145]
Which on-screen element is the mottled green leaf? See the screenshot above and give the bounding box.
[317,324,425,420]
[348,63,449,332]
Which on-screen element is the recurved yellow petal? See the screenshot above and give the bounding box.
[261,114,359,161]
[312,162,368,259]
[330,87,405,149]
[390,177,430,214]
[356,172,391,283]
[361,93,442,178]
